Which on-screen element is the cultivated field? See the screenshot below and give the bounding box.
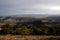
[0,35,60,40]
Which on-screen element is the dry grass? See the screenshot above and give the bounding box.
[0,35,60,40]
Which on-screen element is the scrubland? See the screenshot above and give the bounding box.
[0,35,60,40]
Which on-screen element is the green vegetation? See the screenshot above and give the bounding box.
[0,19,60,35]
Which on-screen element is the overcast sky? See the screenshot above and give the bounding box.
[0,0,60,16]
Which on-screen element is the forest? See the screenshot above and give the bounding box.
[0,19,60,35]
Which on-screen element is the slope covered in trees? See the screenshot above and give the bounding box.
[0,19,60,35]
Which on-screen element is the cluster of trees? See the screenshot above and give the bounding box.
[0,20,60,35]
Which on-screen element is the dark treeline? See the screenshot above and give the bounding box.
[0,20,60,35]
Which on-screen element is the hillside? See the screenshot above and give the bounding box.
[0,16,60,35]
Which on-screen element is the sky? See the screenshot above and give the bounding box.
[0,0,60,16]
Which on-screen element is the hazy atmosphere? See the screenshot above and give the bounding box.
[0,0,60,16]
[0,0,60,40]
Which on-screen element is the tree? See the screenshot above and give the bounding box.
[1,24,14,34]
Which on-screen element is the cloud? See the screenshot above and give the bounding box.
[0,0,60,16]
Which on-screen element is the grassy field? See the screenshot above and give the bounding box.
[0,35,60,40]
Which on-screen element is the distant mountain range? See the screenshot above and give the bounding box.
[46,15,60,21]
[0,15,60,21]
